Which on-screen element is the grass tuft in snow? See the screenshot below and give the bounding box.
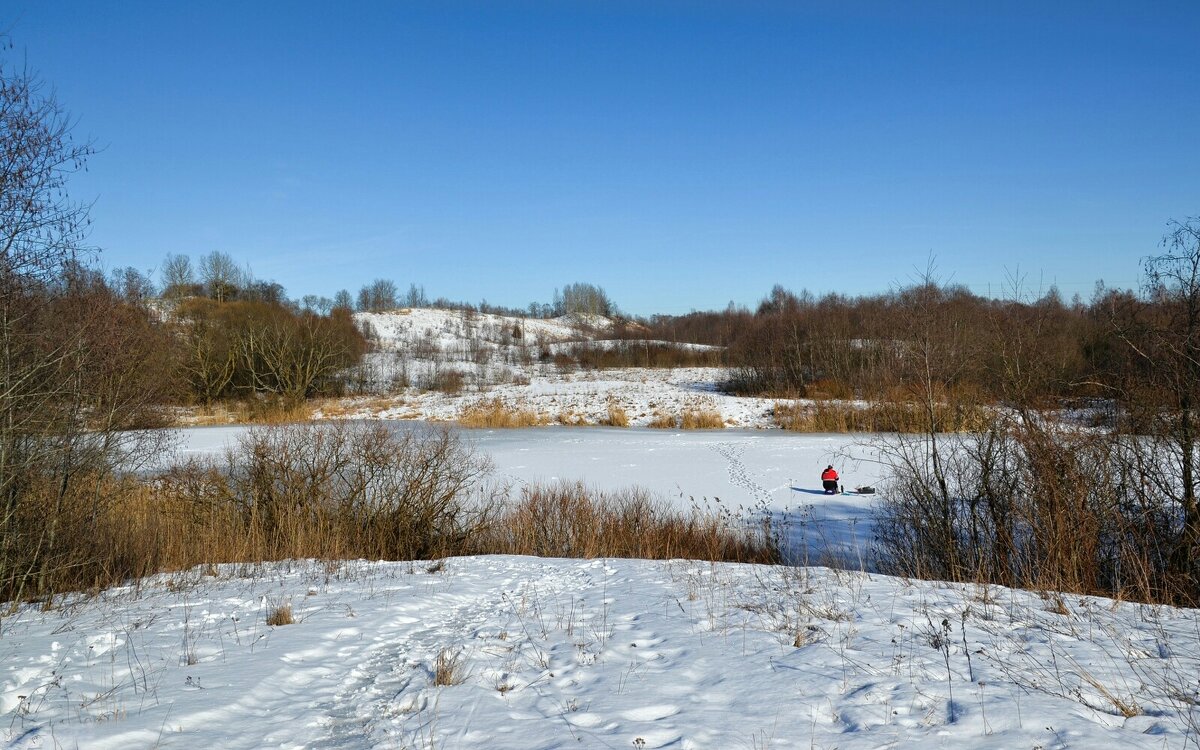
[601,401,630,427]
[266,600,294,627]
[647,410,678,428]
[458,398,548,428]
[433,648,468,686]
[680,408,724,429]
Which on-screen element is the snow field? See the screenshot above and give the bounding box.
[2,557,1197,749]
[331,363,778,429]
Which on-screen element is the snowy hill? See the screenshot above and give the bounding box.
[3,556,1196,749]
[354,308,616,353]
[334,308,745,427]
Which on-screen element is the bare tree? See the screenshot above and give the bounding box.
[174,298,238,405]
[404,283,428,307]
[234,305,365,402]
[357,278,397,312]
[199,251,241,302]
[557,281,615,317]
[0,44,172,600]
[160,253,196,298]
[109,266,156,302]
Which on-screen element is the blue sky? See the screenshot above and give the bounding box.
[10,1,1199,315]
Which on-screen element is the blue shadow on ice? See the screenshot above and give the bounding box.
[761,495,881,572]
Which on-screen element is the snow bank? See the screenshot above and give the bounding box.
[2,557,1195,749]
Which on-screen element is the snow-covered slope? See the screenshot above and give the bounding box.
[3,557,1196,749]
[325,366,775,427]
[330,309,754,428]
[355,308,614,353]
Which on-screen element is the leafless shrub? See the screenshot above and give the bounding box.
[774,400,986,433]
[875,413,1193,604]
[425,368,465,394]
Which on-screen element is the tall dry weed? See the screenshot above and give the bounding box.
[601,402,630,427]
[681,408,724,429]
[458,398,547,428]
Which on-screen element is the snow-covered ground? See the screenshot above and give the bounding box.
[315,309,761,427]
[4,556,1198,749]
[356,308,614,353]
[325,366,781,428]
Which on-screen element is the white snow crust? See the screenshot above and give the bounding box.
[3,557,1197,749]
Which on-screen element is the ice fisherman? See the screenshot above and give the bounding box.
[821,465,840,495]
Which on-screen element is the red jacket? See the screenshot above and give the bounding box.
[821,467,839,481]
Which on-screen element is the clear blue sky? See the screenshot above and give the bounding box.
[10,1,1199,315]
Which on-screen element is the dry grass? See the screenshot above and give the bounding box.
[480,481,779,564]
[601,402,629,427]
[266,602,294,626]
[180,399,315,426]
[647,411,678,429]
[457,398,548,428]
[773,400,987,433]
[805,378,855,400]
[433,648,467,686]
[557,409,590,426]
[0,423,500,603]
[314,396,403,419]
[681,408,725,429]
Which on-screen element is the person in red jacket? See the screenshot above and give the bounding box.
[821,465,840,495]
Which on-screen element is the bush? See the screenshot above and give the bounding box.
[873,415,1196,605]
[172,299,367,404]
[424,369,466,394]
[773,400,987,433]
[0,419,793,602]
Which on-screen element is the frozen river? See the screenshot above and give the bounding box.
[162,423,891,566]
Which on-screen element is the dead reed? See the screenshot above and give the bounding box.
[647,411,678,429]
[601,402,630,427]
[457,398,548,428]
[680,408,725,429]
[479,481,779,564]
